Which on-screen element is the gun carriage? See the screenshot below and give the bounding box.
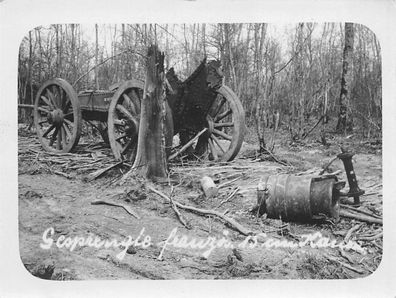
[33,58,245,162]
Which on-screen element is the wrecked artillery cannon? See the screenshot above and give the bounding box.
[32,58,245,163]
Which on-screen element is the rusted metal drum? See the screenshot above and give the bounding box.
[259,174,340,222]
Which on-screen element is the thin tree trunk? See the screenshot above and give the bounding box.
[336,22,355,133]
[95,24,99,90]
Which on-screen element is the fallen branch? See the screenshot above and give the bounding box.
[216,187,239,209]
[357,232,383,241]
[168,187,191,229]
[218,176,242,189]
[260,147,290,167]
[341,204,382,219]
[326,255,364,274]
[148,185,252,235]
[87,161,123,181]
[339,210,382,225]
[344,224,362,243]
[169,128,208,160]
[91,199,140,219]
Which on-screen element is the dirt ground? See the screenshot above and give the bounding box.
[18,126,383,280]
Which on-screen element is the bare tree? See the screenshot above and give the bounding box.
[336,22,355,133]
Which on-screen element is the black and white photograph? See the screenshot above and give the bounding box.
[1,0,395,297]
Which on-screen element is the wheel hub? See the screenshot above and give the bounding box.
[48,109,64,127]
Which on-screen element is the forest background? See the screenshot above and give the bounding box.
[17,23,382,147]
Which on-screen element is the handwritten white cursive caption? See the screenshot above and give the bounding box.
[40,227,366,260]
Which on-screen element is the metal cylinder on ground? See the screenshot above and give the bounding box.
[257,174,341,222]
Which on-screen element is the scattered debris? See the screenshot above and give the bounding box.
[200,176,219,198]
[148,185,253,236]
[339,209,382,225]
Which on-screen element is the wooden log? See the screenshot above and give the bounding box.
[200,176,219,198]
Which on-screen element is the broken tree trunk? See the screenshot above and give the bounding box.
[132,45,168,179]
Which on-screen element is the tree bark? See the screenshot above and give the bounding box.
[95,24,99,90]
[336,23,355,133]
[132,45,168,179]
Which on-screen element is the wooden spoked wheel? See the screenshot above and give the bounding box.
[33,78,82,153]
[108,80,144,162]
[198,85,245,162]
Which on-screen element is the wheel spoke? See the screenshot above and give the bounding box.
[38,106,51,114]
[214,122,234,128]
[215,108,232,122]
[38,119,48,125]
[49,127,60,146]
[57,85,66,110]
[213,128,232,141]
[62,123,72,139]
[42,125,56,138]
[211,96,226,118]
[61,126,67,147]
[116,134,128,142]
[114,119,126,126]
[64,112,74,119]
[57,129,62,150]
[122,94,137,115]
[211,134,226,153]
[53,85,63,108]
[116,104,134,121]
[121,138,134,154]
[46,88,58,108]
[130,90,141,114]
[208,138,218,160]
[63,100,71,114]
[64,118,74,126]
[40,96,55,110]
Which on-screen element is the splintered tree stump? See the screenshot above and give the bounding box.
[132,45,171,179]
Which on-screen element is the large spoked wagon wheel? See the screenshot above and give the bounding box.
[34,78,82,153]
[108,80,144,162]
[196,85,245,162]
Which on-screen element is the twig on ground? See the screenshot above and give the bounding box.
[339,249,354,263]
[344,224,362,243]
[218,176,242,189]
[91,199,140,219]
[168,186,191,229]
[148,185,253,236]
[87,161,124,181]
[260,147,290,167]
[339,210,382,225]
[326,255,364,274]
[357,232,383,241]
[341,204,382,219]
[216,187,239,209]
